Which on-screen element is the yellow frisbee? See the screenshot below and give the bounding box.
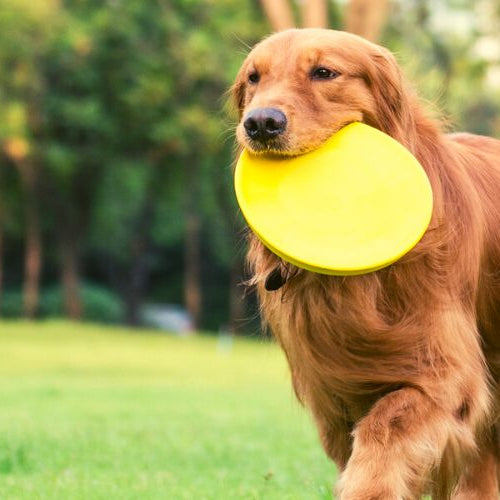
[234,122,433,275]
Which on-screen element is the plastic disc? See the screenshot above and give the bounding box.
[234,122,433,275]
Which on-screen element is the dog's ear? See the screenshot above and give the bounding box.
[364,48,414,143]
[231,68,247,119]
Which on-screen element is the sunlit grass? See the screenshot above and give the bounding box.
[0,321,336,499]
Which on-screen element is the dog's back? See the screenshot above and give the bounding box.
[449,134,500,377]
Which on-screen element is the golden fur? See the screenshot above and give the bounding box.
[232,29,500,499]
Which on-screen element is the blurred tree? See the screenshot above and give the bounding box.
[14,156,41,319]
[302,0,329,28]
[260,0,295,31]
[0,154,23,313]
[0,0,56,318]
[258,0,391,41]
[384,0,500,137]
[260,0,328,30]
[345,0,389,42]
[0,0,268,329]
[39,15,103,319]
[86,0,267,328]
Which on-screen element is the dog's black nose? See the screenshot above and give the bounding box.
[243,108,287,142]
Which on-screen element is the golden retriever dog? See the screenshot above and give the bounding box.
[232,29,500,499]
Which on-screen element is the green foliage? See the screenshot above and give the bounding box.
[1,284,124,323]
[384,1,500,135]
[0,290,23,317]
[0,322,335,498]
[0,0,268,328]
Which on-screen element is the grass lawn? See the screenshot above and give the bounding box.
[0,321,336,499]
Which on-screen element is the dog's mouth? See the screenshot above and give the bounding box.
[244,137,321,159]
[244,136,296,157]
[241,122,356,159]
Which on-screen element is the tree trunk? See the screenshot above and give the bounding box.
[122,166,157,327]
[59,230,82,319]
[124,236,149,326]
[345,0,390,42]
[301,0,328,28]
[260,0,296,31]
[184,212,202,329]
[17,161,41,319]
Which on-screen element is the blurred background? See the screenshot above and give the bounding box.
[0,0,499,334]
[0,1,499,498]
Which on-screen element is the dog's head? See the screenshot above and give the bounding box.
[233,29,411,156]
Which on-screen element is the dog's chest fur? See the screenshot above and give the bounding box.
[249,237,432,421]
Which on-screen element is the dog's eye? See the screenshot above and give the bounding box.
[310,67,340,80]
[248,71,260,84]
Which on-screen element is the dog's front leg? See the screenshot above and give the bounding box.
[337,387,465,500]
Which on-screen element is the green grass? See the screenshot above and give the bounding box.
[0,321,336,499]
